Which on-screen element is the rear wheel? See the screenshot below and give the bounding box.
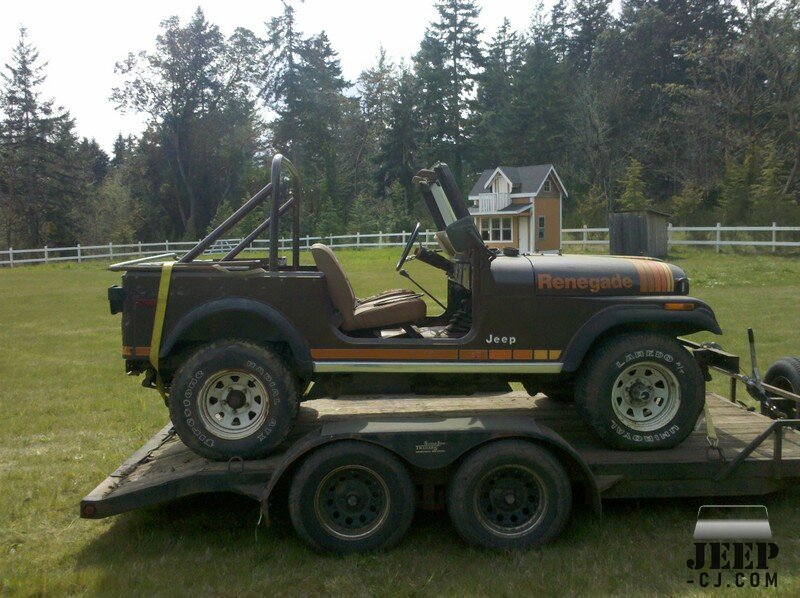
[168,340,299,460]
[447,440,572,550]
[763,357,800,419]
[289,442,415,553]
[575,333,704,450]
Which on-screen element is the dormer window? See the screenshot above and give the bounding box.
[543,179,552,192]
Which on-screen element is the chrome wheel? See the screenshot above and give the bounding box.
[611,361,681,431]
[196,369,269,440]
[474,465,546,537]
[314,465,390,540]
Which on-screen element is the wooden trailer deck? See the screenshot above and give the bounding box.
[80,392,800,519]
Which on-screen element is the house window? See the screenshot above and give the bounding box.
[538,216,546,239]
[480,217,513,242]
[543,179,552,192]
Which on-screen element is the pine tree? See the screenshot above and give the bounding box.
[568,0,612,71]
[415,0,483,185]
[617,158,650,210]
[0,27,71,247]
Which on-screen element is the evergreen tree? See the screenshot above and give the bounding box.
[415,0,483,185]
[617,158,650,210]
[0,27,71,247]
[568,0,612,71]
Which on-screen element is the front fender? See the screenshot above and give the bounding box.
[561,302,722,372]
[159,297,312,378]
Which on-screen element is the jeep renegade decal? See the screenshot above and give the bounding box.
[537,273,634,293]
[310,348,563,361]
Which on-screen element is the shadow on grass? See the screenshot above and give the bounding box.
[72,487,800,594]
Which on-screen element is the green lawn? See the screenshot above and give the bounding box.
[1,248,799,595]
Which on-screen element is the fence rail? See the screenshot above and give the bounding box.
[2,224,799,267]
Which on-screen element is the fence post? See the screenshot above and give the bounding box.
[582,225,588,252]
[329,234,334,246]
[715,222,721,254]
[44,245,49,263]
[356,232,360,248]
[772,222,777,253]
[138,241,143,256]
[402,230,407,245]
[379,231,383,246]
[667,223,672,249]
[77,244,82,264]
[165,240,170,252]
[109,242,113,258]
[8,247,13,268]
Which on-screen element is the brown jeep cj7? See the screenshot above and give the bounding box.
[108,155,722,460]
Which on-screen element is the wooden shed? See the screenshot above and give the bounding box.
[608,209,670,258]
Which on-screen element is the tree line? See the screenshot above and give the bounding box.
[2,0,800,250]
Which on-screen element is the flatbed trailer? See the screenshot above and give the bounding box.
[81,390,800,551]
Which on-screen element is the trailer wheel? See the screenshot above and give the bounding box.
[763,357,800,419]
[447,440,572,550]
[168,340,299,460]
[575,333,704,450]
[289,442,415,553]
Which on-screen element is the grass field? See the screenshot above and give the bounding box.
[1,248,799,595]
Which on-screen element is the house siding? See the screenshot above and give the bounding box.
[534,197,560,251]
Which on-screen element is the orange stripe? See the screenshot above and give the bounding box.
[513,349,533,360]
[311,348,458,360]
[549,350,562,360]
[122,346,133,357]
[533,349,548,360]
[631,260,649,292]
[459,349,488,360]
[135,347,151,357]
[650,262,664,292]
[489,349,513,360]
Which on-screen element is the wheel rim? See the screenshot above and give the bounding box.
[611,361,681,432]
[196,369,269,440]
[474,465,546,537]
[315,465,390,540]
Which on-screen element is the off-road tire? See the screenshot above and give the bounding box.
[575,333,704,450]
[168,340,299,460]
[447,440,572,550]
[763,357,800,419]
[289,441,415,553]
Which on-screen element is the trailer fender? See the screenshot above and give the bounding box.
[562,304,722,372]
[259,415,601,520]
[159,297,312,378]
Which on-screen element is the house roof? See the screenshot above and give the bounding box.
[468,204,532,217]
[468,165,568,198]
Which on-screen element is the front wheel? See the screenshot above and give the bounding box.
[168,340,299,460]
[575,333,704,450]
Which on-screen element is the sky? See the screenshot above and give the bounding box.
[0,0,550,153]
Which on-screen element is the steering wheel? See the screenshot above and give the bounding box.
[396,222,421,271]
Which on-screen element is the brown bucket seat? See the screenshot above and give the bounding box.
[311,243,426,331]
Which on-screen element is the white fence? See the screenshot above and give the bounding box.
[1,224,799,267]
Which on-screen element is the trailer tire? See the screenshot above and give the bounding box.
[763,357,800,419]
[447,440,572,550]
[289,442,415,553]
[575,333,704,450]
[168,340,299,460]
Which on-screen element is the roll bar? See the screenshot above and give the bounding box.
[179,154,303,270]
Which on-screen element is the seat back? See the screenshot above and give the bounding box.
[311,243,356,321]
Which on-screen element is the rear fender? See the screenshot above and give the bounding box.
[159,297,312,378]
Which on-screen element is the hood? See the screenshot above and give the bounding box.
[488,253,688,296]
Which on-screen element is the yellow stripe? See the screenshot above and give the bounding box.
[149,262,174,398]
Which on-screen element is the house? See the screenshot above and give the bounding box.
[468,164,567,253]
